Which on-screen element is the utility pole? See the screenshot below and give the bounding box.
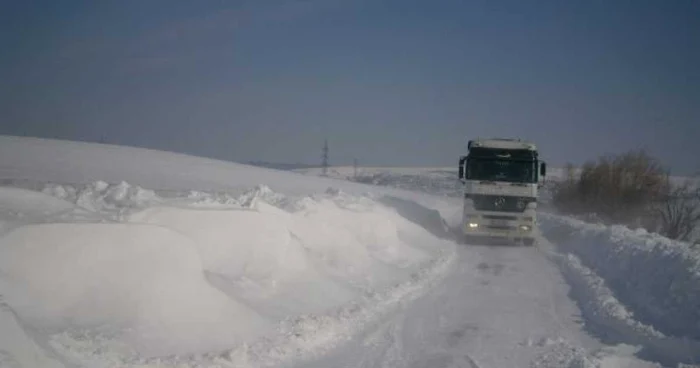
[353,158,358,179]
[322,139,329,176]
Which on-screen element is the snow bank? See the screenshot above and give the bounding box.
[53,244,456,368]
[0,187,77,227]
[0,186,104,236]
[0,223,272,357]
[128,205,358,320]
[0,181,453,365]
[42,181,160,214]
[0,296,65,368]
[552,251,700,367]
[0,187,75,217]
[127,186,441,319]
[540,213,700,341]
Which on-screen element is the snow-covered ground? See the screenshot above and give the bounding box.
[1,136,698,368]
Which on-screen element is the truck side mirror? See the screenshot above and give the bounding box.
[458,156,467,181]
[540,162,547,177]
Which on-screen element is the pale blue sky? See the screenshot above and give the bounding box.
[1,0,698,173]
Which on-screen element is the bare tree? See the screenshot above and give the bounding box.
[654,179,700,242]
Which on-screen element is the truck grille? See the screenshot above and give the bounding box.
[466,195,535,213]
[483,215,517,221]
[485,225,513,230]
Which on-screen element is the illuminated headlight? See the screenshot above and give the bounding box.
[468,223,479,229]
[519,225,532,231]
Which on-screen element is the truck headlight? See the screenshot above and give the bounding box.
[468,223,479,229]
[519,225,531,231]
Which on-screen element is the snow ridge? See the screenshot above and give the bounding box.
[540,213,700,341]
[540,214,700,367]
[553,252,700,367]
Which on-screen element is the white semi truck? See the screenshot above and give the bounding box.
[458,138,546,246]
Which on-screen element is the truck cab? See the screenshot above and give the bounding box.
[458,138,546,246]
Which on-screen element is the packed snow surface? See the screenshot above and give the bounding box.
[1,136,698,368]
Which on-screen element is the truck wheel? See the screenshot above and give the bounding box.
[523,238,536,246]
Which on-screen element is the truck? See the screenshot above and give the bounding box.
[457,138,546,246]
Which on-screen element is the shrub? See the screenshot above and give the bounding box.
[552,150,667,228]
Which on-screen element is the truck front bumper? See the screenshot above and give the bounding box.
[462,212,536,245]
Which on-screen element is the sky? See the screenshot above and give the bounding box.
[1,0,698,173]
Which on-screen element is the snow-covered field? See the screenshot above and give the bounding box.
[1,136,699,368]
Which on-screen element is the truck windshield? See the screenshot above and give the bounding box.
[466,158,536,183]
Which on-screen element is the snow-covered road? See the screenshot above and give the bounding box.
[301,240,624,368]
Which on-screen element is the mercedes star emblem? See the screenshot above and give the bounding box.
[494,197,506,209]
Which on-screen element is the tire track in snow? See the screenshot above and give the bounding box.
[305,241,597,368]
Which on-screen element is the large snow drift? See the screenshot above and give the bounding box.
[0,176,453,366]
[0,223,271,357]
